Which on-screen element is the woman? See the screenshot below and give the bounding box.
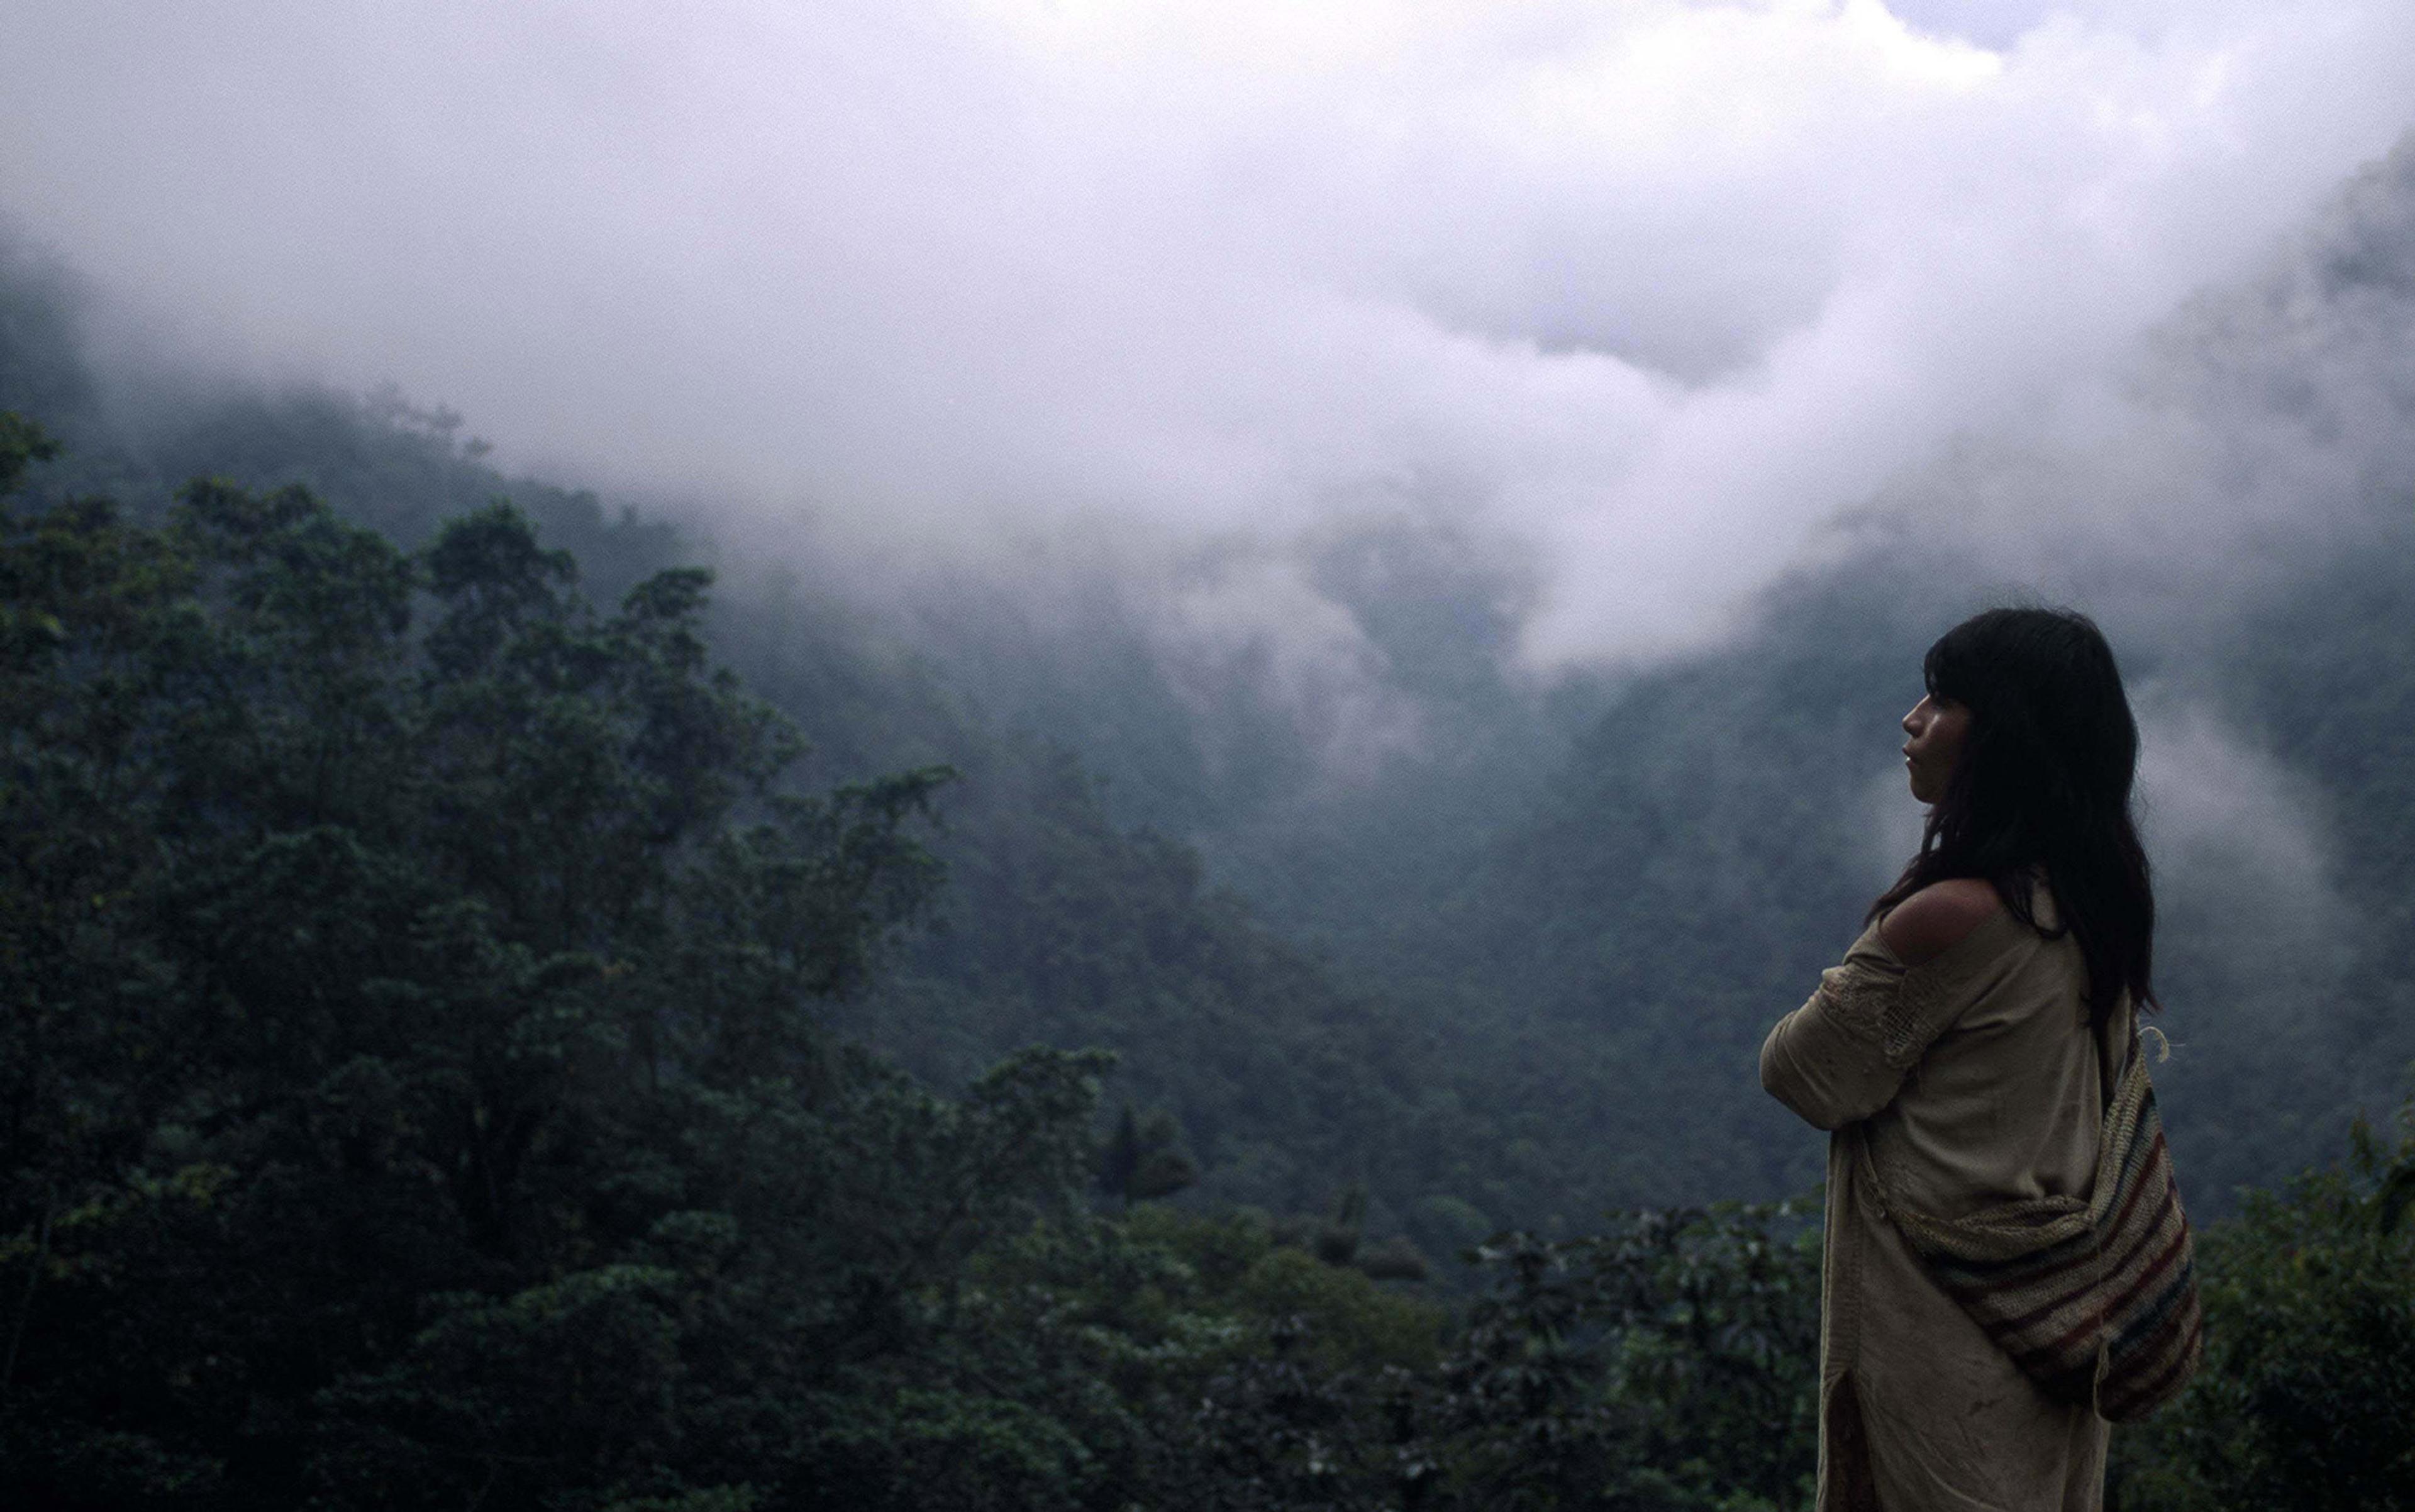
[1760,607,2160,1511]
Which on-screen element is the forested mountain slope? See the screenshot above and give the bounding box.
[9,130,2415,1255]
[8,406,2411,1512]
[1429,138,2415,1208]
[828,135,2415,1216]
[0,242,1563,1262]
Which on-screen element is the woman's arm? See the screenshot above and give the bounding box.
[1760,882,2001,1129]
[1759,965,1911,1130]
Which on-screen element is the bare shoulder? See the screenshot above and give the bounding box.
[1880,877,2002,966]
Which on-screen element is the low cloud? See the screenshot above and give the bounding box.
[2136,705,2333,906]
[6,1,2415,674]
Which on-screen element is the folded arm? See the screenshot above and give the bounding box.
[1759,956,1916,1130]
[1760,881,2001,1130]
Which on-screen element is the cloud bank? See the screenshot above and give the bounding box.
[7,0,2415,664]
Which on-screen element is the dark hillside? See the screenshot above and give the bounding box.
[11,133,2415,1241]
[0,246,1564,1262]
[1413,140,2415,1209]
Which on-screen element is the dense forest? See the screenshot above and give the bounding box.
[4,136,2415,1506]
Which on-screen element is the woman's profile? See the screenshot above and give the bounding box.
[1761,606,2197,1511]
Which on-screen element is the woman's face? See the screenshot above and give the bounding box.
[1901,692,1970,805]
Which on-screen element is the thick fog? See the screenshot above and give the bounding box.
[9,0,2415,671]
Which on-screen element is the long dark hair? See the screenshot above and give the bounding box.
[1870,607,2157,1020]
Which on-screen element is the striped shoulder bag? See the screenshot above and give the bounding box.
[1861,1033,2204,1422]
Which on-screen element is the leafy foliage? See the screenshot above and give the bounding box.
[0,420,1846,1509]
[0,435,1109,1508]
[15,157,2415,1500]
[2117,1101,2415,1511]
[1428,1205,1821,1511]
[8,408,2415,1506]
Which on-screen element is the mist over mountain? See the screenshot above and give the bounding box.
[804,129,2415,1219]
[13,11,2415,1506]
[11,122,2415,1250]
[13,2,2415,662]
[9,1,2415,1233]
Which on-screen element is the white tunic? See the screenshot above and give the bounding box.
[1761,894,2123,1511]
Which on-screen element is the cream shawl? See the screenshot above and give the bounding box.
[1762,896,2123,1512]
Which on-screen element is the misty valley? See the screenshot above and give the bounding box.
[8,133,2415,1512]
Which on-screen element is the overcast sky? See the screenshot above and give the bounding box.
[8,0,2415,664]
